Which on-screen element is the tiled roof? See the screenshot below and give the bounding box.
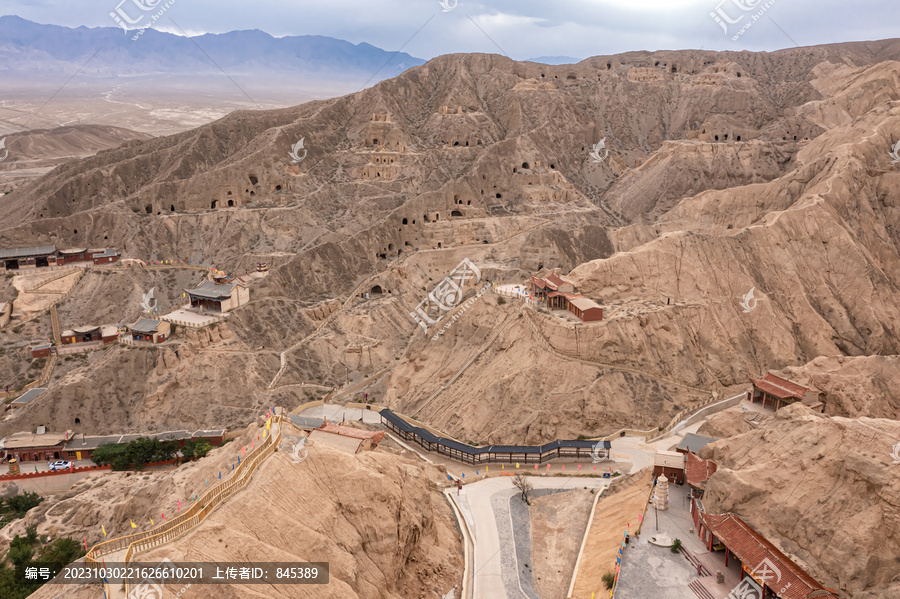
[379,409,596,455]
[568,295,602,312]
[677,433,718,453]
[751,373,809,400]
[186,280,235,300]
[685,452,717,488]
[128,318,161,333]
[545,273,574,288]
[654,450,684,469]
[0,245,56,259]
[703,513,839,599]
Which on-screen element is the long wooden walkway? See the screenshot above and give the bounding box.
[85,414,283,599]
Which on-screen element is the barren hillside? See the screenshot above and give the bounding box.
[1,40,900,442]
[702,403,900,597]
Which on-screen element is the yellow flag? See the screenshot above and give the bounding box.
[516,462,520,469]
[266,420,271,430]
[501,464,504,470]
[101,525,107,537]
[486,466,488,472]
[150,516,154,525]
[130,520,137,529]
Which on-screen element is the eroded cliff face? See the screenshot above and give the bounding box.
[16,423,462,599]
[2,44,900,454]
[701,404,900,597]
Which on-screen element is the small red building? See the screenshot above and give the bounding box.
[653,450,685,484]
[685,451,718,498]
[31,343,53,358]
[750,372,824,412]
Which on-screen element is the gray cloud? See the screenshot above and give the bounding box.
[2,0,897,61]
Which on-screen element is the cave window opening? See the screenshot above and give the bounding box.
[227,191,232,196]
[73,229,78,234]
[435,214,440,221]
[496,193,502,199]
[104,236,108,240]
[724,134,728,140]
[793,136,797,140]
[437,242,442,248]
[736,135,741,141]
[467,200,471,205]
[737,72,741,77]
[371,285,383,295]
[276,185,282,191]
[388,243,394,251]
[249,175,259,185]
[75,418,80,424]
[211,200,218,209]
[714,135,719,141]
[453,141,460,146]
[250,191,255,196]
[402,218,408,225]
[412,219,416,224]
[522,162,530,169]
[424,214,430,223]
[451,210,463,217]
[145,205,153,214]
[170,205,175,212]
[550,164,555,169]
[228,200,234,207]
[465,141,469,146]
[606,63,611,70]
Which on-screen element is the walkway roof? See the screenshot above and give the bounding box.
[380,409,598,455]
[751,373,809,400]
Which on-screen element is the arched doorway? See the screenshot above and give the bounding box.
[371,285,383,295]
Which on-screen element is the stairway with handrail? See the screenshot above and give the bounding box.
[85,414,283,598]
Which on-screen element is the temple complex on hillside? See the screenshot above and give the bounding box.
[530,273,603,322]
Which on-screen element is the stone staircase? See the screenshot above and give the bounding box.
[50,304,61,345]
[680,546,711,576]
[688,579,716,599]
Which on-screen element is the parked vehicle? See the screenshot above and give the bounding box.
[48,460,72,471]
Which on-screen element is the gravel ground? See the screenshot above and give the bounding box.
[491,487,572,599]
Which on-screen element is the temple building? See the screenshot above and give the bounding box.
[653,450,685,484]
[685,451,718,498]
[0,245,119,270]
[749,372,824,412]
[689,506,840,599]
[530,273,603,322]
[185,277,249,313]
[126,318,170,343]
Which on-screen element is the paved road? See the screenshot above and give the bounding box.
[0,458,94,475]
[298,405,382,425]
[455,476,610,599]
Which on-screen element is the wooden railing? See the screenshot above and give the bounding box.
[85,416,283,596]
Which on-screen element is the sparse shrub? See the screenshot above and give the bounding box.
[497,297,506,305]
[671,538,682,553]
[602,571,616,590]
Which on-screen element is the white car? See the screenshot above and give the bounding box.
[48,460,72,471]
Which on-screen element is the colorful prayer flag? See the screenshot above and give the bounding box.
[150,516,154,525]
[461,472,465,478]
[162,513,166,520]
[84,538,88,551]
[593,465,597,470]
[515,462,519,469]
[547,464,550,470]
[534,464,538,470]
[130,520,136,529]
[218,472,221,479]
[177,500,181,511]
[562,465,566,470]
[447,474,452,481]
[476,469,479,475]
[101,525,107,537]
[578,464,582,470]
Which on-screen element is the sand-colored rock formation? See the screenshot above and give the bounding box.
[702,403,900,597]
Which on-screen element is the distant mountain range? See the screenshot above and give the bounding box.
[0,16,425,83]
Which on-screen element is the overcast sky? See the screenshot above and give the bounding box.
[3,0,897,60]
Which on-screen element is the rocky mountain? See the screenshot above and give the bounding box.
[2,38,900,446]
[701,403,900,597]
[0,16,424,84]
